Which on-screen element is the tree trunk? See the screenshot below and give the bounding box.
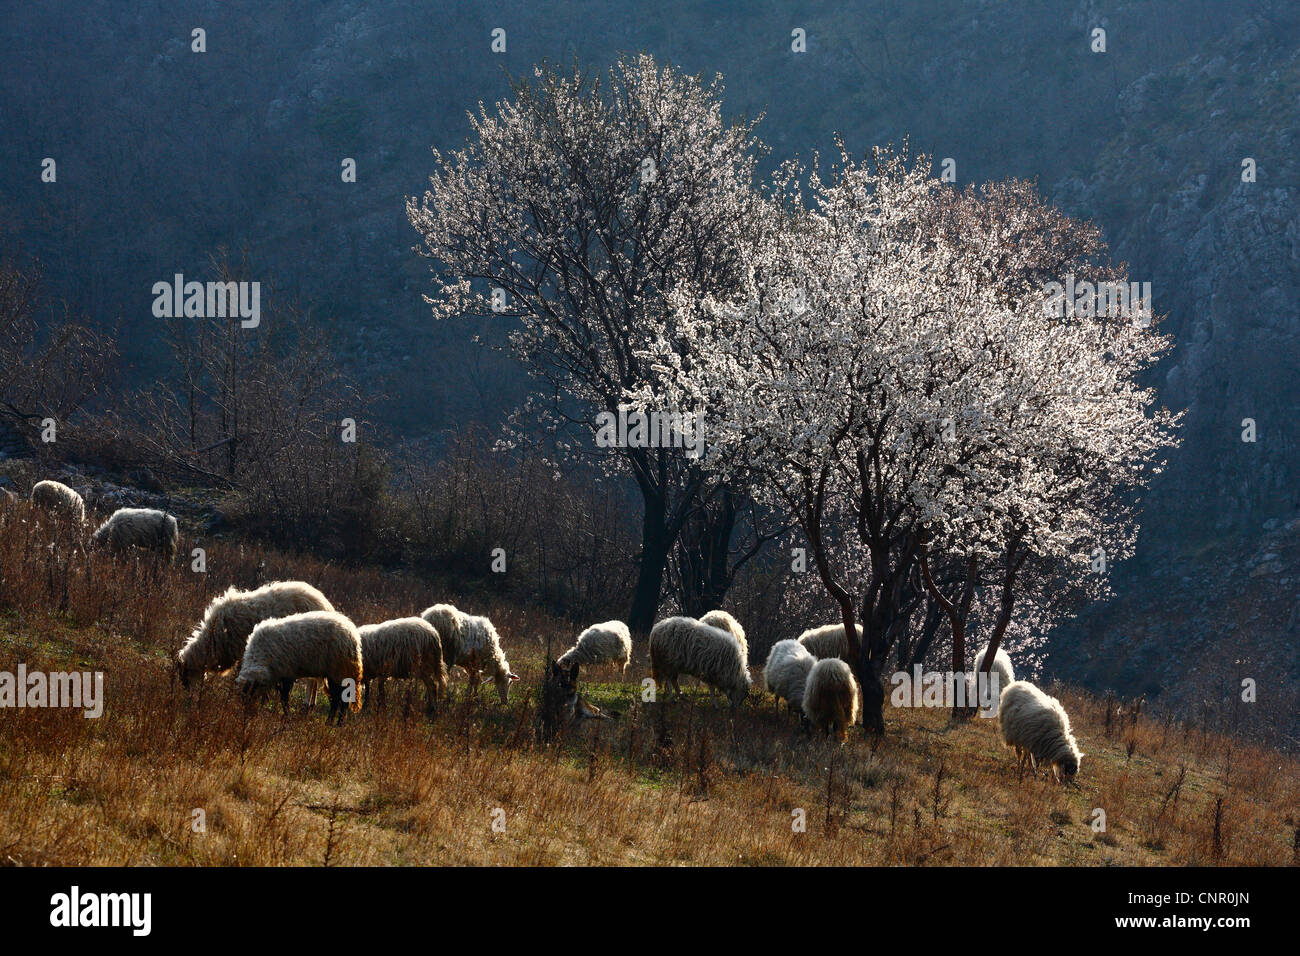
[675,488,739,617]
[627,492,670,638]
[903,599,945,669]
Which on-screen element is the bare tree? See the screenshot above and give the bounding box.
[0,258,116,442]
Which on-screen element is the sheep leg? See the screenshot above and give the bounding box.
[326,679,342,724]
[423,678,438,717]
[278,679,293,715]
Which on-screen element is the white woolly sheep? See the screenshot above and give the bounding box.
[422,609,518,703]
[648,616,750,708]
[763,638,816,714]
[998,680,1083,782]
[176,580,335,687]
[557,620,632,676]
[30,479,85,524]
[236,610,363,723]
[797,622,863,661]
[420,603,466,672]
[968,643,1015,712]
[699,609,749,664]
[802,658,860,741]
[358,617,448,715]
[92,507,179,560]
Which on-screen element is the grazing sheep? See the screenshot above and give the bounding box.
[796,622,862,661]
[802,658,860,741]
[699,609,749,664]
[236,611,363,723]
[92,507,179,560]
[459,614,518,704]
[358,617,448,715]
[30,479,85,524]
[557,620,632,676]
[998,680,1083,782]
[969,643,1015,712]
[419,603,466,672]
[648,616,750,708]
[176,580,335,687]
[763,639,816,714]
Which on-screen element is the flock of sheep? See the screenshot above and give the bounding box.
[17,478,1085,781]
[648,611,1082,782]
[175,580,518,723]
[28,479,180,559]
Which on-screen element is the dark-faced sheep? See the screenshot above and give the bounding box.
[236,610,363,723]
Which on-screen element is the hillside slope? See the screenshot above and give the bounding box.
[1,497,1295,866]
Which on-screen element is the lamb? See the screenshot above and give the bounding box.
[648,616,750,708]
[358,617,448,715]
[30,479,85,524]
[699,609,749,664]
[796,622,863,661]
[763,638,816,714]
[92,507,179,560]
[557,620,632,676]
[235,611,363,723]
[969,643,1015,713]
[802,658,861,741]
[419,603,518,700]
[176,580,335,687]
[997,680,1083,782]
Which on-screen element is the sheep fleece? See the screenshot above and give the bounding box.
[997,681,1082,774]
[699,610,749,664]
[649,616,750,704]
[93,507,179,558]
[178,580,335,677]
[359,617,448,689]
[30,480,85,523]
[796,622,862,661]
[803,658,860,738]
[763,638,816,710]
[238,610,363,705]
[558,620,632,672]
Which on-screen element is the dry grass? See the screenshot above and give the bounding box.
[1,497,1297,866]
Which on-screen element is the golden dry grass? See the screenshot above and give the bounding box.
[1,498,1297,866]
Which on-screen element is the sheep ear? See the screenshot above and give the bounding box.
[508,672,520,681]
